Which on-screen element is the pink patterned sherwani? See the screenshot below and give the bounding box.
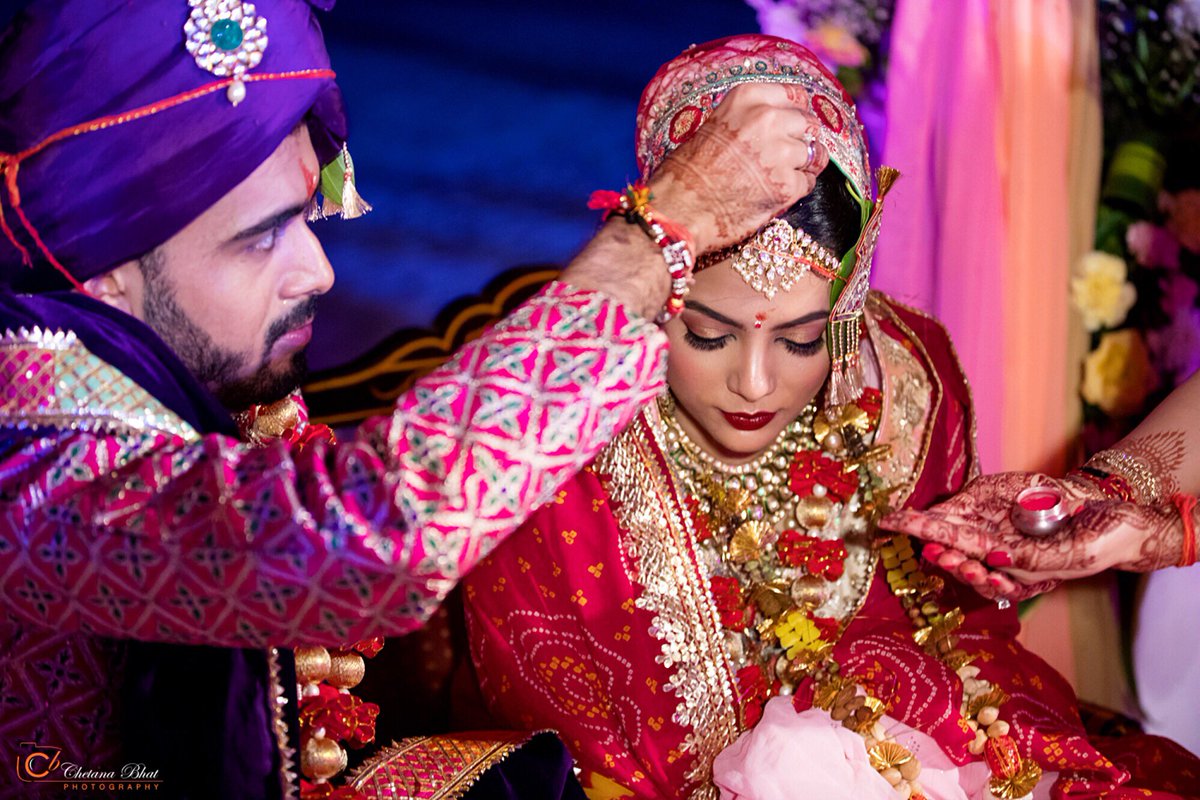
[0,282,666,795]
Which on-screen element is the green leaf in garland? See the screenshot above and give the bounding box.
[319,152,349,208]
[313,145,371,220]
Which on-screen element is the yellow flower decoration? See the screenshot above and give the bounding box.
[1081,329,1156,417]
[1071,251,1137,332]
[626,183,651,213]
[775,610,828,660]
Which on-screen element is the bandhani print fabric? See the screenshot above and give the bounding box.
[463,293,1200,800]
[0,282,666,796]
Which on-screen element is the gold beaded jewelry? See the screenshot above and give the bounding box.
[1084,448,1164,503]
[658,393,812,528]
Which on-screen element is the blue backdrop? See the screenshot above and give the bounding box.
[309,1,757,369]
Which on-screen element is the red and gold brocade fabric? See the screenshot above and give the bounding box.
[0,283,666,795]
[462,292,1199,800]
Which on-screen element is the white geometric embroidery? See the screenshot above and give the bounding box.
[0,283,668,771]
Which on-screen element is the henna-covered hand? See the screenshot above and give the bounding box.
[880,472,1098,600]
[650,83,829,255]
[882,472,1193,601]
[1069,500,1190,573]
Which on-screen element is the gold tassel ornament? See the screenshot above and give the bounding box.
[310,143,373,221]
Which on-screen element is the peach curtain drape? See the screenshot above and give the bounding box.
[874,0,1099,475]
[874,0,1118,704]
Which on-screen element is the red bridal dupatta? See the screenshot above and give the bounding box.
[462,293,1199,800]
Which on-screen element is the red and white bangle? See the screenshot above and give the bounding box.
[1066,466,1137,502]
[589,182,695,324]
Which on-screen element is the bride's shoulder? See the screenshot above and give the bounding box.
[865,290,974,414]
[866,290,953,340]
[866,291,962,368]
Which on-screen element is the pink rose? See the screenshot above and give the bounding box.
[1125,221,1180,269]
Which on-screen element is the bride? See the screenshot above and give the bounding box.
[459,34,1199,800]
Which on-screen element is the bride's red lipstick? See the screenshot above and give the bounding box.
[722,411,776,431]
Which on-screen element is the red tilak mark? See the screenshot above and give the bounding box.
[754,312,767,329]
[301,159,318,197]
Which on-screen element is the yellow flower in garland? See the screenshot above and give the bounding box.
[1081,329,1156,417]
[775,609,838,661]
[1070,251,1137,332]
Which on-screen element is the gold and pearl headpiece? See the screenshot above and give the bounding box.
[730,219,841,299]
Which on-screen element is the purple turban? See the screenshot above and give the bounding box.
[0,0,347,292]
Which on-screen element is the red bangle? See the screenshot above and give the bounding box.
[1172,493,1198,567]
[1067,467,1137,502]
[589,182,695,323]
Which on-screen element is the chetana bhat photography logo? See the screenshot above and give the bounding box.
[15,742,162,791]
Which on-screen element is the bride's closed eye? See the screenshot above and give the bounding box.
[780,334,824,356]
[683,327,824,357]
[683,329,730,351]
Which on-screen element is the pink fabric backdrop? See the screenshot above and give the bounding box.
[873,0,1086,475]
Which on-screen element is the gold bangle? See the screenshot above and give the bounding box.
[1083,449,1164,504]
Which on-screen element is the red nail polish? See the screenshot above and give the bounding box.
[923,543,945,558]
[985,551,1013,568]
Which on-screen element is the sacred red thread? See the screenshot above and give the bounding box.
[1173,492,1197,567]
[0,68,336,290]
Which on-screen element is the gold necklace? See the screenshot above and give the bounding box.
[657,393,816,528]
[656,390,883,692]
[658,392,1037,799]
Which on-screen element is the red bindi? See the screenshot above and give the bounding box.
[754,312,767,329]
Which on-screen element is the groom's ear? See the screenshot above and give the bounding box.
[84,260,144,318]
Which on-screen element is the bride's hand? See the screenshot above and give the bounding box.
[881,472,1106,601]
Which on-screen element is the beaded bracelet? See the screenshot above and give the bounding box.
[589,182,695,324]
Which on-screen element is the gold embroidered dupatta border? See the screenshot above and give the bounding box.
[596,403,740,800]
[0,326,199,440]
[350,730,547,800]
[872,293,981,481]
[864,292,937,509]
